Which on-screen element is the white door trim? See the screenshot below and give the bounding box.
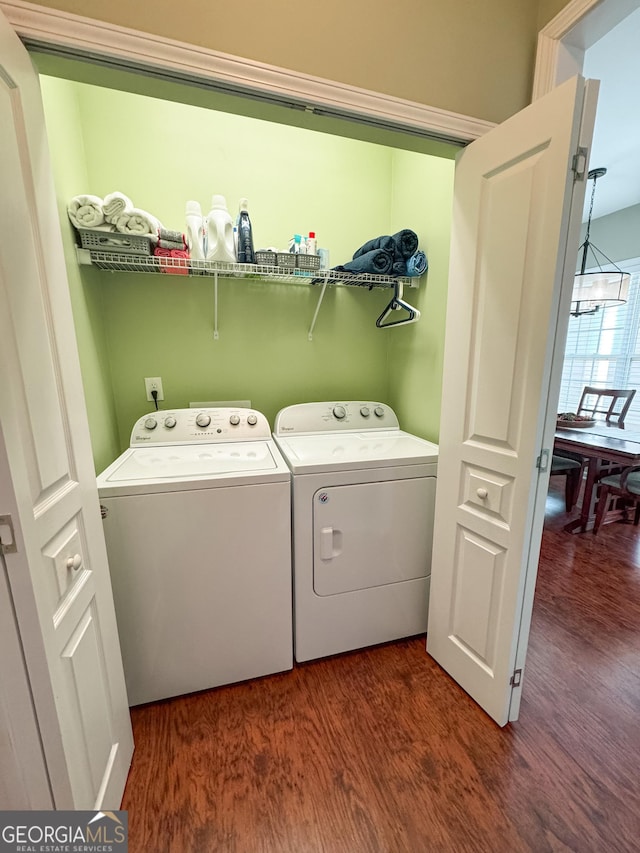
[0,0,495,144]
[533,0,640,99]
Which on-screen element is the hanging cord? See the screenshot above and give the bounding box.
[579,167,621,275]
[151,389,159,411]
[580,172,598,273]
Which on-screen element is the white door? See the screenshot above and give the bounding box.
[427,76,598,726]
[0,12,133,808]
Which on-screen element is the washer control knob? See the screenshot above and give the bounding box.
[360,406,370,418]
[333,405,346,420]
[144,417,157,430]
[196,413,211,428]
[247,414,258,426]
[229,414,241,426]
[164,416,177,429]
[374,406,385,418]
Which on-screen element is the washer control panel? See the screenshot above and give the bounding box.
[274,401,400,435]
[130,408,271,445]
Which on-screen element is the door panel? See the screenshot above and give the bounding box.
[0,10,133,807]
[427,76,598,726]
[61,605,116,805]
[451,528,504,667]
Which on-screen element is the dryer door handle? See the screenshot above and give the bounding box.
[319,526,343,561]
[320,527,334,560]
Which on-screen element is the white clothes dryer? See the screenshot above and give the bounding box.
[97,407,292,705]
[273,401,438,662]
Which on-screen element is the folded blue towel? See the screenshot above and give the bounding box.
[353,235,395,259]
[406,250,428,277]
[353,230,418,261]
[333,249,394,276]
[391,229,419,259]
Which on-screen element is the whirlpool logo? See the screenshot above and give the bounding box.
[0,810,128,852]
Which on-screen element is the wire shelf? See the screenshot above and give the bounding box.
[77,249,419,289]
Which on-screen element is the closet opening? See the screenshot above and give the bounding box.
[32,47,457,475]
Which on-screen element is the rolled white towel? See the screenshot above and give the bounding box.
[67,194,105,229]
[114,208,162,238]
[103,191,133,224]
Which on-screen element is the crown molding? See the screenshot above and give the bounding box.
[0,0,495,144]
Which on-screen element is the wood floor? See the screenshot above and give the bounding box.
[121,484,640,852]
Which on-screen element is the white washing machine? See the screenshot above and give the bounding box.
[97,407,292,705]
[273,401,438,662]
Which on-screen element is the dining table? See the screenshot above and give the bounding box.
[554,423,640,533]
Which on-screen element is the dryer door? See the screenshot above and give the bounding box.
[313,477,436,596]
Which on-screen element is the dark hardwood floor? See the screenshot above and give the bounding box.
[122,483,640,852]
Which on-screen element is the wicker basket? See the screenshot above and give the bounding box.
[296,254,321,271]
[78,229,154,256]
[276,252,296,269]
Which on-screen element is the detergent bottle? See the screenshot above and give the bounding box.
[206,195,236,263]
[236,198,255,264]
[185,200,206,260]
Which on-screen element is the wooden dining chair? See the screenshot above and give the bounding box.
[550,452,584,511]
[576,386,636,428]
[592,465,640,534]
[551,386,636,513]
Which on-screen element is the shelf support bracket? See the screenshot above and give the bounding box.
[308,274,331,341]
[213,270,219,340]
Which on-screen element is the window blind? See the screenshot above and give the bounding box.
[558,258,640,429]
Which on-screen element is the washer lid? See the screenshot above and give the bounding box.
[97,440,290,495]
[273,430,439,474]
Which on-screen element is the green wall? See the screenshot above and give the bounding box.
[40,76,120,474]
[387,151,454,440]
[40,77,454,465]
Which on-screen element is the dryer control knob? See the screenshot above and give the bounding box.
[360,406,370,418]
[333,405,346,420]
[374,406,385,418]
[164,416,177,429]
[196,413,211,428]
[144,417,157,430]
[247,414,258,426]
[229,414,241,426]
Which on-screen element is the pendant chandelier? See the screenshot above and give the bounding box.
[571,167,630,317]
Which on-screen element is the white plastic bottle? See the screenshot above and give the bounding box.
[307,231,317,255]
[185,200,206,260]
[206,195,236,263]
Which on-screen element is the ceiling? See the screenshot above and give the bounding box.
[583,5,640,220]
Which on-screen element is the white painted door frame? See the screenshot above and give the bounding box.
[533,0,640,99]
